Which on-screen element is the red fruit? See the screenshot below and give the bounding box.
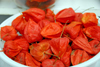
[22,8,45,22]
[3,40,22,58]
[1,26,18,41]
[71,49,90,66]
[14,37,29,51]
[26,52,41,67]
[29,39,52,62]
[55,8,75,23]
[89,39,100,54]
[74,13,83,22]
[42,59,65,67]
[45,8,55,22]
[64,21,82,39]
[24,19,43,43]
[38,19,51,29]
[41,23,62,38]
[60,45,72,67]
[83,26,100,41]
[82,13,98,28]
[73,36,93,54]
[12,15,27,34]
[50,37,69,58]
[15,51,28,65]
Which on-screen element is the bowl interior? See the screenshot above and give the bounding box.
[0,12,100,67]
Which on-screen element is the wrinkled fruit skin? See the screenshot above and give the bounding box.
[1,26,18,41]
[26,52,41,67]
[24,19,43,43]
[42,59,65,67]
[3,40,22,58]
[30,39,52,62]
[82,13,98,28]
[71,49,90,66]
[55,8,75,23]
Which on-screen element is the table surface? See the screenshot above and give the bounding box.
[0,0,100,67]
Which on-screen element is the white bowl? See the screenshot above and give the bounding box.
[0,13,100,67]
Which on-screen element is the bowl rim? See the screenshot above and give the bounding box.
[0,13,100,67]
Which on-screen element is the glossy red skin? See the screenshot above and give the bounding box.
[30,39,52,62]
[3,40,22,58]
[42,59,65,67]
[1,26,18,41]
[83,26,100,41]
[55,8,75,23]
[50,37,69,58]
[22,8,45,22]
[89,39,100,54]
[26,52,41,67]
[24,19,43,43]
[14,37,29,51]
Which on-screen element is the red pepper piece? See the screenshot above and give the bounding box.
[55,8,75,23]
[14,37,29,51]
[50,37,69,58]
[71,49,90,66]
[26,52,41,67]
[74,13,83,22]
[83,26,100,41]
[1,26,18,41]
[22,8,45,22]
[24,19,43,43]
[12,15,27,34]
[29,39,52,62]
[64,21,82,39]
[73,36,94,54]
[60,45,72,67]
[82,13,98,28]
[45,8,55,22]
[3,40,22,58]
[42,59,65,67]
[38,19,51,29]
[41,23,62,38]
[89,39,100,54]
[15,50,28,65]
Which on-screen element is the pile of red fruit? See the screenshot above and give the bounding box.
[0,7,99,67]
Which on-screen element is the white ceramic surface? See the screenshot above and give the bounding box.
[0,12,100,67]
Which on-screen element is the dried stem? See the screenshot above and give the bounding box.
[60,20,69,38]
[1,33,9,41]
[53,51,61,64]
[44,52,60,59]
[0,50,3,52]
[82,7,94,13]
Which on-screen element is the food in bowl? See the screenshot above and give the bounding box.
[26,0,56,9]
[0,7,100,67]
